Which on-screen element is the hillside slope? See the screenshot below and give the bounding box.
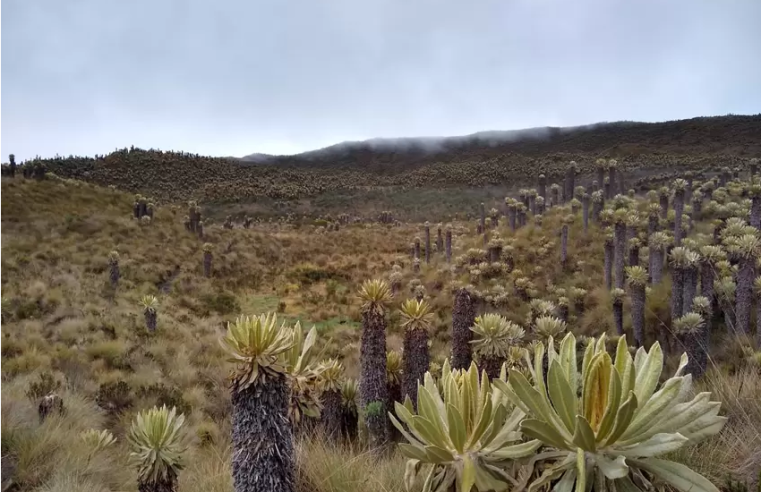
[242,114,761,171]
[6,115,761,220]
[2,170,760,491]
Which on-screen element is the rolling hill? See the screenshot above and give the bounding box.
[6,114,761,221]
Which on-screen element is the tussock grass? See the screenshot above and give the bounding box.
[2,176,760,491]
[674,367,761,489]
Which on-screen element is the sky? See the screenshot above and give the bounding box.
[2,0,760,162]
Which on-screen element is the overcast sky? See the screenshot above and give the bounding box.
[2,0,760,161]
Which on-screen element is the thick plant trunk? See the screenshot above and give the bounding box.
[593,199,604,224]
[489,245,502,263]
[386,381,402,442]
[232,375,294,492]
[539,177,547,203]
[320,390,342,441]
[424,226,431,264]
[565,168,575,203]
[387,381,401,411]
[720,300,736,334]
[560,225,569,267]
[671,268,685,322]
[604,239,614,290]
[629,245,639,268]
[674,191,685,246]
[402,329,430,410]
[685,299,710,379]
[631,285,646,347]
[596,168,605,194]
[613,300,624,336]
[479,204,486,233]
[341,407,358,441]
[451,289,475,370]
[608,167,616,199]
[414,240,421,261]
[734,258,754,335]
[479,355,504,380]
[360,310,389,448]
[692,197,702,220]
[700,262,716,313]
[574,299,585,315]
[752,197,761,230]
[650,247,664,284]
[660,195,669,219]
[436,228,444,254]
[648,214,659,237]
[203,253,212,278]
[508,208,516,231]
[558,304,569,324]
[145,311,157,332]
[109,263,120,288]
[138,478,176,492]
[582,196,590,233]
[618,169,626,196]
[614,223,626,289]
[682,266,698,315]
[685,177,693,204]
[445,230,452,263]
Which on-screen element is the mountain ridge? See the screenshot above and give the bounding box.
[233,114,761,173]
[8,114,761,215]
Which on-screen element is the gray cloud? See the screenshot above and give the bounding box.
[2,0,760,161]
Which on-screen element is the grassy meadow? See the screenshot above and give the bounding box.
[1,174,760,492]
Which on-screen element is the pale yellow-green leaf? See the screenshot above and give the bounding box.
[465,398,493,449]
[603,391,638,447]
[391,412,426,448]
[528,462,570,492]
[582,353,610,431]
[507,369,568,440]
[399,443,430,462]
[548,359,577,434]
[617,432,689,457]
[460,455,476,492]
[572,415,597,452]
[612,476,642,492]
[633,343,663,409]
[474,464,508,492]
[410,415,450,450]
[595,367,622,442]
[554,468,577,492]
[521,419,568,449]
[629,457,720,492]
[404,459,421,492]
[574,448,586,492]
[594,455,629,479]
[622,377,684,442]
[425,445,454,464]
[489,439,543,460]
[559,333,578,405]
[446,404,467,453]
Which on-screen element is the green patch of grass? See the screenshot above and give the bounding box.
[285,315,360,333]
[238,294,281,315]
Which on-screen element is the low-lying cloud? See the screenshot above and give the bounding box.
[2,0,760,162]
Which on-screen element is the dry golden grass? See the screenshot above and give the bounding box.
[2,176,760,492]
